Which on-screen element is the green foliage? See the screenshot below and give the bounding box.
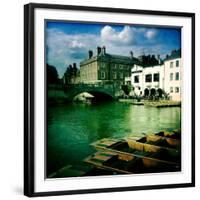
[121,84,132,95]
[47,64,59,84]
[64,63,78,84]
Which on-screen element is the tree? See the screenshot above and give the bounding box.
[72,63,78,76]
[63,63,79,85]
[47,64,59,84]
[121,85,132,96]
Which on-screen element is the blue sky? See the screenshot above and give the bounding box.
[46,21,181,77]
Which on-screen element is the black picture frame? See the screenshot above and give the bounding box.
[24,3,195,197]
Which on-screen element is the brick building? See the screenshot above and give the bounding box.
[79,46,139,85]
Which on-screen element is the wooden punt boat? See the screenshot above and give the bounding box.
[84,150,180,174]
[92,136,180,163]
[155,129,181,139]
[91,139,180,164]
[146,134,180,147]
[128,134,181,150]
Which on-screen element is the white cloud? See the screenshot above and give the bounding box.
[145,29,157,39]
[101,25,136,45]
[46,26,167,77]
[70,40,85,48]
[46,29,101,77]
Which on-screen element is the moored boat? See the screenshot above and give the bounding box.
[88,130,181,174]
[128,134,181,149]
[92,134,180,163]
[84,150,180,174]
[155,129,181,139]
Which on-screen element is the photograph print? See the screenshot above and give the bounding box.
[46,20,182,179]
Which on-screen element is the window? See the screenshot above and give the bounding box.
[120,73,123,79]
[145,74,152,82]
[170,62,173,68]
[119,65,123,69]
[176,60,179,67]
[175,72,179,80]
[101,71,105,79]
[113,72,117,79]
[175,87,179,93]
[170,87,173,93]
[170,73,173,81]
[134,75,139,83]
[153,73,160,82]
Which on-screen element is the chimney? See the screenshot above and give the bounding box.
[97,46,101,55]
[88,50,93,59]
[130,51,133,59]
[102,46,106,55]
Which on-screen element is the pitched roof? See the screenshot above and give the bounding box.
[105,53,140,64]
[80,49,181,67]
[80,53,140,66]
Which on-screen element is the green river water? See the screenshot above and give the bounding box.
[47,102,181,177]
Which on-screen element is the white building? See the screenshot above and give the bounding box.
[130,50,181,101]
[163,52,181,101]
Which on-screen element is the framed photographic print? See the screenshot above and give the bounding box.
[24,3,195,197]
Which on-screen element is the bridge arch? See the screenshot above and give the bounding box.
[63,84,117,101]
[72,90,114,101]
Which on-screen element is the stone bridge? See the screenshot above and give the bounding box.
[48,83,167,103]
[63,83,121,101]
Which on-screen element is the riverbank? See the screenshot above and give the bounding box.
[118,99,144,105]
[144,100,181,107]
[118,99,181,107]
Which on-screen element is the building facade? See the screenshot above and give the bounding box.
[163,50,181,101]
[130,64,164,97]
[79,46,138,85]
[130,49,181,101]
